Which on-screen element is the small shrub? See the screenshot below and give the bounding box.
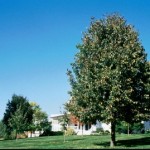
[5,131,27,140]
[53,131,64,136]
[97,128,105,135]
[104,130,110,135]
[91,128,104,135]
[40,128,51,136]
[65,127,76,136]
[145,129,150,134]
[17,132,28,139]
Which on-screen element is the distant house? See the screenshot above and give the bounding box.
[26,130,44,138]
[49,114,64,132]
[49,113,111,135]
[27,119,44,138]
[144,121,150,131]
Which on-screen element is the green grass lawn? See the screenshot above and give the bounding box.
[0,134,150,149]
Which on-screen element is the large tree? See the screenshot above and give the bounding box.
[66,14,150,147]
[2,94,33,138]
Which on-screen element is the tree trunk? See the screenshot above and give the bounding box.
[82,125,83,136]
[110,121,116,147]
[15,130,18,140]
[127,123,130,136]
[64,130,66,142]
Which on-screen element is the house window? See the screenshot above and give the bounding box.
[89,124,91,129]
[85,124,88,130]
[85,123,91,130]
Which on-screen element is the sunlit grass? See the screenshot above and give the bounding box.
[0,134,150,149]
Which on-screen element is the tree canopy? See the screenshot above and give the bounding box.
[66,14,150,147]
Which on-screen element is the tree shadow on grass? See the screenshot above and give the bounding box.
[94,137,150,148]
[67,138,85,142]
[93,141,110,147]
[116,137,150,147]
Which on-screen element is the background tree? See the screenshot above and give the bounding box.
[8,105,28,139]
[58,111,69,142]
[39,120,52,136]
[30,102,50,135]
[116,121,144,134]
[66,13,150,147]
[0,120,6,139]
[2,94,33,139]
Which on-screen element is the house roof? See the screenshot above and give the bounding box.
[50,114,64,118]
[50,112,71,118]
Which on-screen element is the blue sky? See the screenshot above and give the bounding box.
[0,0,150,119]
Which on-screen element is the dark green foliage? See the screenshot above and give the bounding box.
[39,121,52,136]
[0,121,6,139]
[116,122,128,134]
[131,122,145,134]
[40,131,64,136]
[66,13,150,147]
[116,121,144,134]
[2,94,33,139]
[41,120,51,132]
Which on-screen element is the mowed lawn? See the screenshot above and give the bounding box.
[0,134,150,149]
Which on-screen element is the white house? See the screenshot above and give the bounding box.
[49,113,111,135]
[49,114,64,131]
[27,130,44,138]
